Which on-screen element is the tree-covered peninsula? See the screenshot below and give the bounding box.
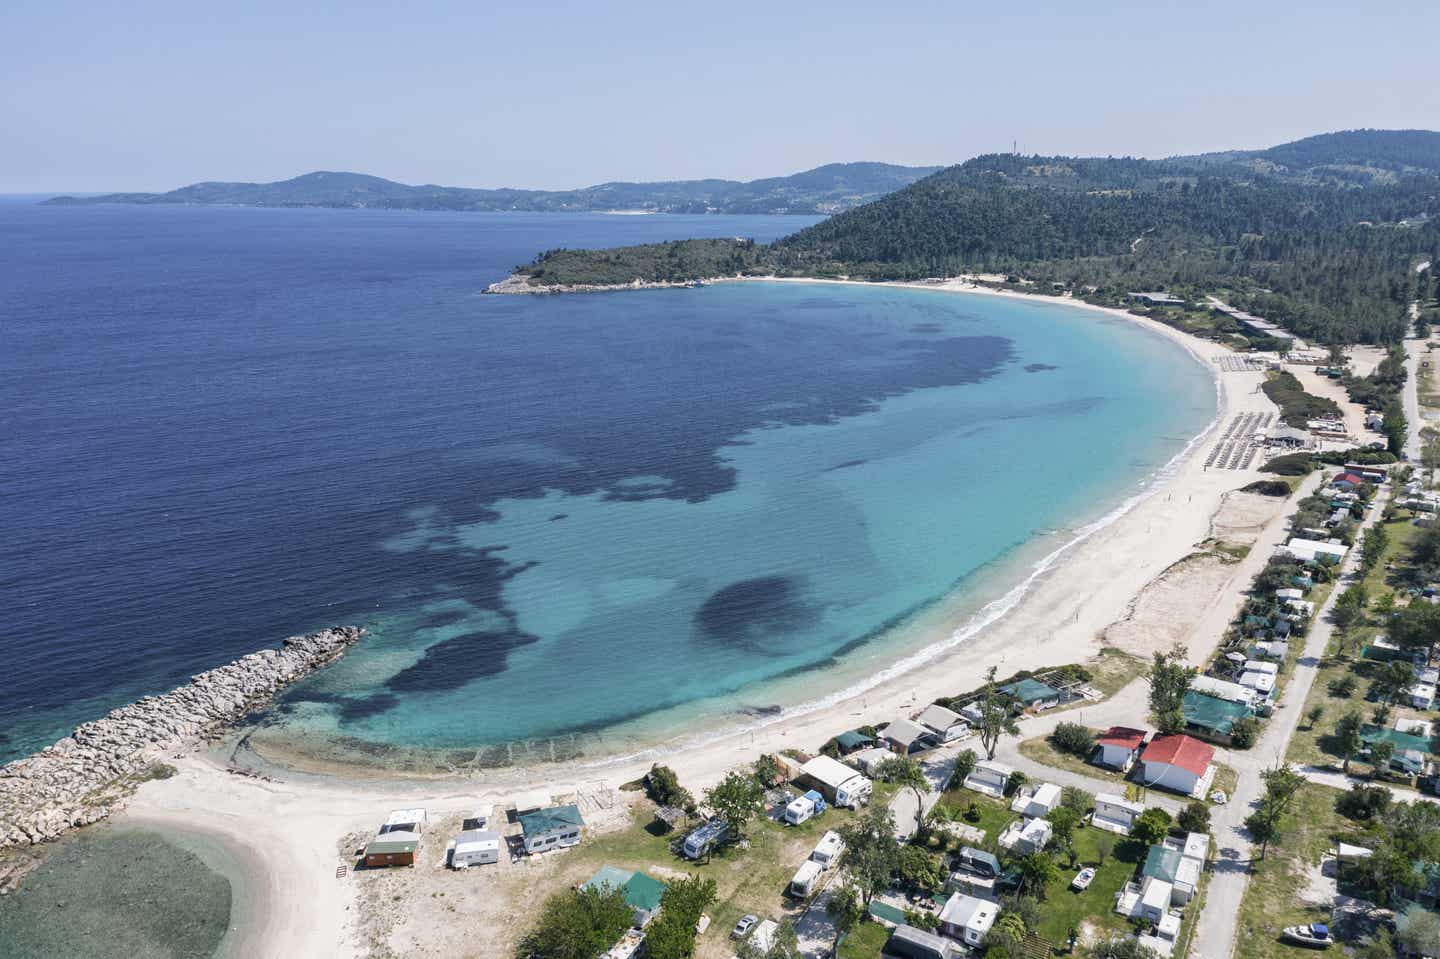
[509,130,1440,345]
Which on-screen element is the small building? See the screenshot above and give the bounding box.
[831,730,874,755]
[1251,640,1289,661]
[1118,876,1174,924]
[846,746,895,776]
[582,865,668,927]
[1239,670,1276,696]
[1010,782,1061,818]
[962,759,1012,798]
[916,703,971,743]
[938,892,998,947]
[883,718,936,755]
[450,829,501,868]
[1094,727,1147,771]
[1183,690,1252,742]
[1139,734,1216,797]
[1093,793,1144,835]
[462,804,492,831]
[798,755,872,808]
[998,678,1064,710]
[363,831,420,868]
[886,924,958,959]
[954,846,1002,879]
[1280,537,1348,565]
[381,808,427,834]
[998,817,1052,855]
[1128,291,1186,307]
[1189,674,1259,706]
[1410,682,1437,710]
[518,804,585,855]
[1143,844,1202,905]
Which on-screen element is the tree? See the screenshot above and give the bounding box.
[644,764,696,812]
[1060,786,1092,816]
[1244,762,1306,859]
[1383,400,1408,456]
[643,876,718,959]
[1050,722,1095,757]
[1389,601,1440,664]
[753,754,785,788]
[1306,705,1325,729]
[1370,661,1417,707]
[824,884,864,956]
[1132,807,1173,846]
[897,846,945,893]
[516,885,634,959]
[1095,832,1116,866]
[976,666,1020,759]
[1177,800,1211,834]
[1397,904,1440,958]
[1369,739,1395,776]
[950,748,978,789]
[1334,783,1392,821]
[994,912,1028,944]
[1361,524,1390,574]
[1014,852,1058,899]
[1046,806,1081,867]
[876,756,930,839]
[1229,716,1260,749]
[836,804,900,908]
[1005,770,1028,797]
[1335,710,1365,773]
[1147,644,1192,735]
[704,771,764,842]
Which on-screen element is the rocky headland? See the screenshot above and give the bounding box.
[0,627,363,848]
[483,273,716,295]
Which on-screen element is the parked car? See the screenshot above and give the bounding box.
[1071,867,1096,891]
[732,915,758,939]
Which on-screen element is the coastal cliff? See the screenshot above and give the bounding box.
[0,627,363,847]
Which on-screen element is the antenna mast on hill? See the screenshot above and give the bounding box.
[1013,140,1018,156]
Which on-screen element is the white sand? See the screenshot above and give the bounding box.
[120,279,1292,956]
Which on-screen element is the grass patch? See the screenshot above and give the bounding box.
[1030,828,1146,944]
[1083,649,1149,699]
[1234,783,1349,959]
[1017,734,1122,782]
[837,919,890,959]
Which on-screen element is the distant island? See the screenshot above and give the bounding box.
[40,162,940,216]
[502,129,1440,346]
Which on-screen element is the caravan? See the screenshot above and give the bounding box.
[789,860,824,898]
[682,819,731,860]
[784,790,828,825]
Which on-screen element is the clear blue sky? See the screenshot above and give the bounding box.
[4,0,1438,193]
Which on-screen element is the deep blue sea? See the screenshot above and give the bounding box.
[0,200,1215,767]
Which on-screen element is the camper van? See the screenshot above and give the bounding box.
[683,819,731,860]
[790,860,824,898]
[811,831,845,868]
[450,830,501,868]
[784,790,827,825]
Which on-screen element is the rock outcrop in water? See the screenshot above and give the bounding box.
[0,627,363,847]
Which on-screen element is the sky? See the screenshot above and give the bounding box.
[3,0,1439,193]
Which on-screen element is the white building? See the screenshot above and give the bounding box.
[1139,735,1216,798]
[1092,793,1144,835]
[450,829,501,868]
[1010,782,1061,818]
[1093,728,1147,771]
[916,703,971,743]
[1239,670,1277,696]
[1410,682,1437,710]
[938,893,998,946]
[1115,876,1175,925]
[1280,537,1349,564]
[962,759,1012,798]
[798,755,872,808]
[883,718,936,754]
[998,817,1052,855]
[846,747,895,776]
[382,808,428,834]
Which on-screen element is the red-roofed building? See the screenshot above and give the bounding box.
[1140,734,1216,797]
[1094,726,1148,771]
[1332,473,1366,488]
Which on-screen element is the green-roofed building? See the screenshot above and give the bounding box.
[833,730,874,753]
[1183,690,1252,742]
[581,864,669,926]
[363,832,420,868]
[1361,726,1433,755]
[1143,845,1183,883]
[998,678,1062,708]
[519,804,585,854]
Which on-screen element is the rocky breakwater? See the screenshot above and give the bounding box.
[0,626,363,847]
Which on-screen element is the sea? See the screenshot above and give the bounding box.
[0,198,1217,770]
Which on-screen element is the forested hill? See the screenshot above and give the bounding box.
[41,162,940,215]
[517,130,1440,345]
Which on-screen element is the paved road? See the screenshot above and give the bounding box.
[889,746,963,840]
[1403,330,1425,462]
[1189,478,1392,958]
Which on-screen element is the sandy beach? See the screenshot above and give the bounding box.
[118,279,1293,956]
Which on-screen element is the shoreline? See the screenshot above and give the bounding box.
[62,277,1278,957]
[238,275,1227,783]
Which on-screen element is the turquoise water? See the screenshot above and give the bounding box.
[0,827,235,959]
[260,282,1215,766]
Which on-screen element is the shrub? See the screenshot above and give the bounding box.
[1132,807,1173,846]
[1335,783,1392,821]
[1240,480,1293,497]
[1004,770,1028,796]
[1229,716,1260,749]
[1177,801,1211,834]
[1049,722,1095,757]
[1263,452,1316,476]
[1329,674,1359,697]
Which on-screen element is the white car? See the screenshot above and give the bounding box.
[1070,867,1096,891]
[1210,789,1229,805]
[732,915,758,939]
